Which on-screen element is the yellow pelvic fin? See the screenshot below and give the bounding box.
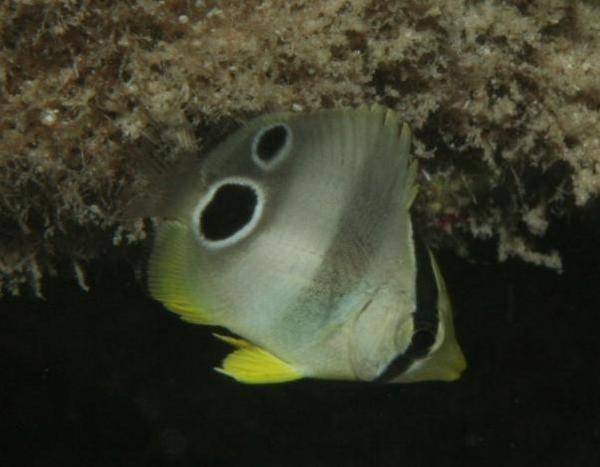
[213,334,302,384]
[148,221,217,326]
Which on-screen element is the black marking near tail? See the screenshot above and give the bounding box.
[255,124,288,163]
[376,222,440,382]
[199,183,258,241]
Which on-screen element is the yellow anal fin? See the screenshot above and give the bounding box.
[213,334,302,384]
[148,221,218,326]
[165,302,217,325]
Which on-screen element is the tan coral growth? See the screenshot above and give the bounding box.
[1,0,599,295]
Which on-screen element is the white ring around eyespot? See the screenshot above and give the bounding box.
[251,123,293,171]
[191,177,265,250]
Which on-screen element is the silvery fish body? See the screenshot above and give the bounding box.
[143,105,466,384]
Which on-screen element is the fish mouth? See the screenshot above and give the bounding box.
[382,327,467,383]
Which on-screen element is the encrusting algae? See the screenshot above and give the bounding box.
[1,0,600,295]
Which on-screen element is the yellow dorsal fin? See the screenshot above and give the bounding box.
[213,334,302,384]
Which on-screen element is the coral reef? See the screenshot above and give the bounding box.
[1,0,599,295]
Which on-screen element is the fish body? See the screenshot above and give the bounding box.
[143,105,466,384]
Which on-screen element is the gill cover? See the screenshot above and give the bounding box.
[140,105,466,384]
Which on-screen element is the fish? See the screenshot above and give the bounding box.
[141,105,467,384]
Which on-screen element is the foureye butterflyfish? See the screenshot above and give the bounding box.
[139,105,467,384]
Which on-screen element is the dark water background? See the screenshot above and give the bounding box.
[1,213,599,467]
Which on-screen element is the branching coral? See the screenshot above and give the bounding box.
[1,0,599,295]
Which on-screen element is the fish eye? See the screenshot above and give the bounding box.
[251,123,292,170]
[406,328,436,359]
[193,178,264,249]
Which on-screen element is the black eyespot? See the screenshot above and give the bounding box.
[256,125,287,162]
[252,123,292,169]
[200,183,258,241]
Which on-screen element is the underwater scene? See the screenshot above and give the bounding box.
[2,211,599,466]
[2,1,600,465]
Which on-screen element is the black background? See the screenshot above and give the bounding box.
[2,213,599,467]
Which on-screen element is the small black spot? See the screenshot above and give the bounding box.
[255,124,288,163]
[200,184,258,242]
